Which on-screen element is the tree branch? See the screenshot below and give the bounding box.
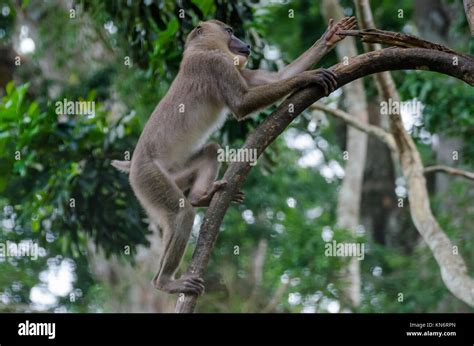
[339,29,463,56]
[311,103,396,151]
[175,41,474,312]
[424,165,474,181]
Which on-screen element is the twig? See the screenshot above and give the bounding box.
[262,280,290,313]
[311,103,396,152]
[424,165,474,181]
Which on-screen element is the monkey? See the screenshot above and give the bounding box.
[112,17,356,295]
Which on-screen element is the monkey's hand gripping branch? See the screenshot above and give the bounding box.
[175,30,474,313]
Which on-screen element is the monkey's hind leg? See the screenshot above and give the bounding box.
[153,208,205,295]
[185,143,222,206]
[129,158,204,295]
[182,143,245,207]
[184,143,233,207]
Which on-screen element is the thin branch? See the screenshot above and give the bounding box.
[424,165,474,181]
[311,103,396,151]
[339,29,463,56]
[175,43,474,312]
[243,238,268,312]
[322,0,368,308]
[261,280,290,313]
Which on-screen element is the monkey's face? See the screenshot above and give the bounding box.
[187,20,251,69]
[227,28,251,69]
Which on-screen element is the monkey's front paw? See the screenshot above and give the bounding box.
[175,276,205,295]
[176,276,205,295]
[324,16,357,46]
[308,69,338,96]
[155,276,205,295]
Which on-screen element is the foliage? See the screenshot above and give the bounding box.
[398,72,474,164]
[0,82,148,257]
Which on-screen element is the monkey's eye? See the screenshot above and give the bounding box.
[225,28,233,35]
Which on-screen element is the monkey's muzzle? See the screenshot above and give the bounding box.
[238,46,251,56]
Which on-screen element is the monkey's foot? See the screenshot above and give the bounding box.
[154,275,205,295]
[190,179,228,207]
[232,190,245,204]
[209,179,228,192]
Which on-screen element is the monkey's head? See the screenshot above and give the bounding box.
[185,20,251,69]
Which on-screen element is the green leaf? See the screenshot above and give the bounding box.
[5,81,14,95]
[61,234,70,254]
[191,0,216,17]
[21,0,30,10]
[32,218,40,232]
[27,102,38,116]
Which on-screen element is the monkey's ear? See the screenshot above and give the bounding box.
[196,25,202,35]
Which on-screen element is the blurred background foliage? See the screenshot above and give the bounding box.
[0,0,472,312]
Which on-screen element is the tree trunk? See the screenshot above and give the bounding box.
[414,0,464,202]
[465,0,474,35]
[355,0,418,253]
[321,0,368,309]
[0,46,16,93]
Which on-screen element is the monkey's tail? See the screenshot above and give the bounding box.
[111,160,131,173]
